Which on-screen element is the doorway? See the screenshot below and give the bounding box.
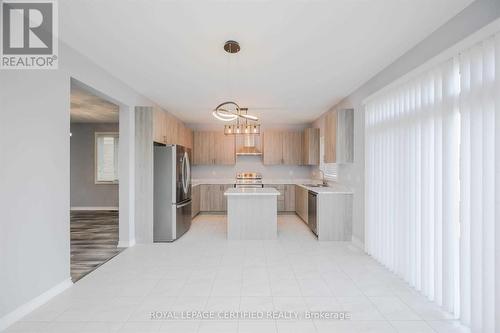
[69,82,123,282]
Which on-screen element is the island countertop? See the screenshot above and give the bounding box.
[224,188,280,196]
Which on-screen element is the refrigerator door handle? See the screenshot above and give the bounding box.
[176,200,191,208]
[185,151,191,189]
[181,153,187,194]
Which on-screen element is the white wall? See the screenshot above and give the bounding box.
[313,0,500,246]
[0,41,156,328]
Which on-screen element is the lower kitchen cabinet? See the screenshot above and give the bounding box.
[191,185,200,218]
[284,184,295,211]
[199,184,233,212]
[265,184,295,212]
[295,185,308,223]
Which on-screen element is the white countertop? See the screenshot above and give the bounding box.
[224,187,280,196]
[297,183,353,195]
[192,179,353,194]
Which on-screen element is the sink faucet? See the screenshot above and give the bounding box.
[318,170,327,186]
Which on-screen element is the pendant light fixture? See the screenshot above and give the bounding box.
[212,40,261,135]
[223,108,261,135]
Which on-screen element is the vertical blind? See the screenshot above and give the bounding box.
[458,35,500,332]
[365,33,499,332]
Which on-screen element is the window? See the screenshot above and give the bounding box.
[95,132,119,184]
[319,136,337,180]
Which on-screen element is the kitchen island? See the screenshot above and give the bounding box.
[224,187,280,240]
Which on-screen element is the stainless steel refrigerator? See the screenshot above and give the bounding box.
[153,145,192,242]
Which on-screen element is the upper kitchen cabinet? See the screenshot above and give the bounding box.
[193,131,235,165]
[303,128,319,165]
[193,131,214,165]
[153,109,167,143]
[152,109,192,149]
[214,132,235,165]
[165,113,178,146]
[177,123,193,149]
[263,130,303,165]
[324,108,354,163]
[282,131,303,165]
[263,131,283,165]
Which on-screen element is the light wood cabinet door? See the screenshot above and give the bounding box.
[282,131,303,165]
[336,109,354,163]
[295,186,303,219]
[153,110,166,143]
[192,185,200,218]
[263,131,283,165]
[324,110,337,163]
[185,127,193,149]
[193,131,215,165]
[164,113,178,145]
[214,132,235,165]
[200,184,226,212]
[177,122,193,148]
[324,109,354,163]
[303,128,319,165]
[200,185,211,211]
[284,185,295,211]
[295,185,308,222]
[210,184,225,211]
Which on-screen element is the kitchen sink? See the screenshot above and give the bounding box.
[303,183,329,188]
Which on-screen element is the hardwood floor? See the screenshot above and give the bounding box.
[70,210,122,282]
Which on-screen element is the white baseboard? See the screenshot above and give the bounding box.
[117,239,136,248]
[70,206,118,211]
[0,278,73,332]
[351,235,365,251]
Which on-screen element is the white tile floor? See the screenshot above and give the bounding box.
[6,214,470,333]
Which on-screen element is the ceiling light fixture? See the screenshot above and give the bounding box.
[213,41,261,135]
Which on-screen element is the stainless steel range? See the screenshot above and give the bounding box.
[235,172,263,188]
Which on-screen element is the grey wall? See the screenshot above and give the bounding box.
[315,0,500,246]
[0,40,155,327]
[70,123,119,208]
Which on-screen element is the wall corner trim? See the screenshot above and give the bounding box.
[351,235,364,251]
[117,239,136,248]
[0,278,73,332]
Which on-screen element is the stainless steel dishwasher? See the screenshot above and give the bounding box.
[308,190,318,236]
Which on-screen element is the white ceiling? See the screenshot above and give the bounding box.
[60,0,473,125]
[71,84,119,123]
